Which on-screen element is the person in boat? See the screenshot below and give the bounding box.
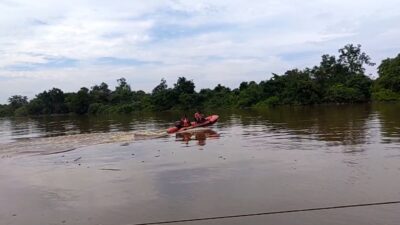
[182,114,191,127]
[175,115,191,129]
[194,110,205,123]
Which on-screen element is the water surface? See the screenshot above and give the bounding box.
[1,104,400,225]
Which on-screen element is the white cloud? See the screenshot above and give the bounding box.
[0,0,400,102]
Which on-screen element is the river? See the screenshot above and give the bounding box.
[1,104,400,225]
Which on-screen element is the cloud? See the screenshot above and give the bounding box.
[0,0,400,102]
[93,57,162,66]
[4,56,78,71]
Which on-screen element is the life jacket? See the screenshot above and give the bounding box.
[194,112,204,122]
[182,118,190,127]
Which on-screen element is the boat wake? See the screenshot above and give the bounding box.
[0,130,168,157]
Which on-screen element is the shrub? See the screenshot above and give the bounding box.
[372,89,400,101]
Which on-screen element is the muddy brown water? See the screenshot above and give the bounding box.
[1,104,400,225]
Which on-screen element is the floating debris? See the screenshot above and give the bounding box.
[73,157,82,162]
[99,168,121,171]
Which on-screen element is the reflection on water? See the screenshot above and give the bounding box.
[238,104,373,146]
[374,103,400,144]
[0,114,169,141]
[175,128,220,146]
[1,104,400,156]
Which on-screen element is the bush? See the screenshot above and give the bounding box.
[116,104,135,114]
[254,96,280,108]
[372,89,400,101]
[265,96,280,106]
[325,84,364,103]
[88,103,103,114]
[0,105,12,117]
[26,99,45,115]
[14,106,29,117]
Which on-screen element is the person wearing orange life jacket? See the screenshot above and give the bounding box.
[181,115,191,127]
[194,110,205,123]
[174,115,191,129]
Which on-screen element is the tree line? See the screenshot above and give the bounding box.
[1,44,399,117]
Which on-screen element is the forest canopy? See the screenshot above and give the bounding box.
[1,44,399,117]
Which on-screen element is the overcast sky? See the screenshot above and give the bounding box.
[0,0,399,103]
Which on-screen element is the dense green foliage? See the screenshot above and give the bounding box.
[372,54,400,101]
[1,44,399,117]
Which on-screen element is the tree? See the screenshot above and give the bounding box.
[338,44,375,74]
[48,88,67,113]
[116,77,131,92]
[90,82,111,103]
[66,87,91,114]
[214,84,231,93]
[171,77,197,110]
[0,104,12,117]
[150,79,176,110]
[198,85,235,109]
[2,44,399,118]
[111,77,132,104]
[312,54,347,88]
[326,84,362,103]
[8,95,28,110]
[33,88,67,114]
[26,98,45,115]
[260,74,285,99]
[152,78,168,95]
[376,54,400,92]
[237,81,263,107]
[278,69,321,104]
[174,77,195,94]
[239,81,249,91]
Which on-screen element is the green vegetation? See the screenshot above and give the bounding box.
[2,44,400,117]
[372,53,400,101]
